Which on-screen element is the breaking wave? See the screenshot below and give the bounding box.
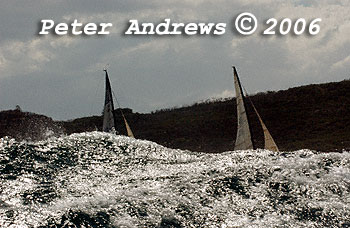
[0,132,349,227]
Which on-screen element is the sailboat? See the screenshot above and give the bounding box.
[102,69,135,138]
[232,66,279,151]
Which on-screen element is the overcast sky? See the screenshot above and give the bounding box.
[0,0,349,120]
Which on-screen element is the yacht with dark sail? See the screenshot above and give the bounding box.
[232,66,278,151]
[102,69,116,133]
[102,69,135,138]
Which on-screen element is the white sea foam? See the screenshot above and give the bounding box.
[0,132,349,227]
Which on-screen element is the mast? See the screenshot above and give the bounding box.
[102,69,116,133]
[233,66,254,150]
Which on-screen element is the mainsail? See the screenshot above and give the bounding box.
[233,66,254,150]
[102,69,116,133]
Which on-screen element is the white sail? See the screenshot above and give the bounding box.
[102,70,116,133]
[233,66,254,150]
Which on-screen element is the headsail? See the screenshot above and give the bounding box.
[247,95,279,152]
[123,115,135,138]
[233,66,254,150]
[102,69,116,133]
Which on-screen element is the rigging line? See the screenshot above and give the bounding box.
[242,86,252,104]
[242,86,268,122]
[242,86,260,116]
[242,86,270,134]
[112,88,135,138]
[113,75,130,109]
[111,89,127,119]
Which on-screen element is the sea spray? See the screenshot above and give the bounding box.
[0,132,349,227]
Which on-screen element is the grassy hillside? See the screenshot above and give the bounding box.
[58,79,350,152]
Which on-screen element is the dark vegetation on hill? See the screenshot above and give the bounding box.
[57,79,350,152]
[0,108,63,141]
[1,80,350,152]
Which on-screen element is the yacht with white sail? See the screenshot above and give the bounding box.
[232,66,278,151]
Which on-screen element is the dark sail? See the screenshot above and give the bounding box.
[233,66,254,150]
[102,70,116,133]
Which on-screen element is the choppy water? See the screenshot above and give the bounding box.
[0,132,349,228]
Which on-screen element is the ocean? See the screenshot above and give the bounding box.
[0,132,349,227]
